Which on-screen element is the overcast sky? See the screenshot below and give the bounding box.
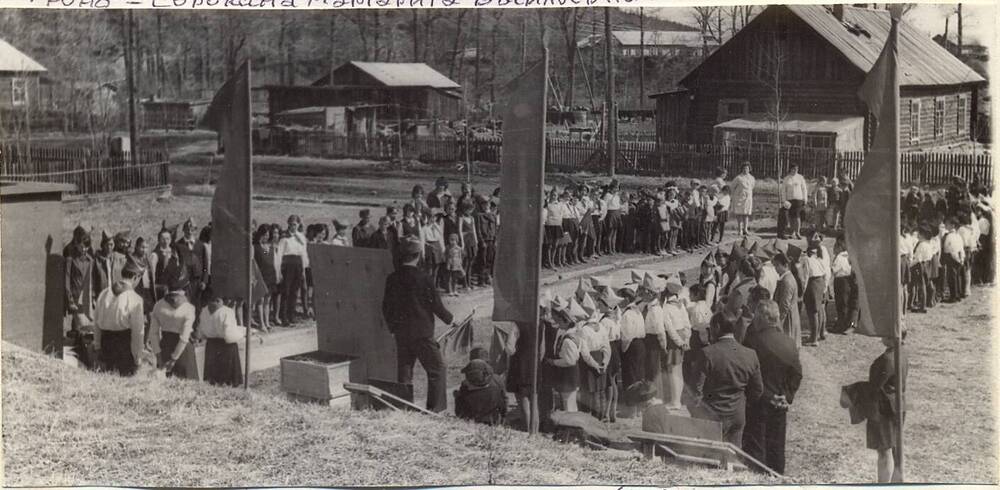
[646,3,995,46]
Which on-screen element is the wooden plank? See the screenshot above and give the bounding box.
[343,382,440,417]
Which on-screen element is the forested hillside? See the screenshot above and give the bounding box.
[0,7,711,118]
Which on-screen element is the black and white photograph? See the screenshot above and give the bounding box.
[0,1,995,486]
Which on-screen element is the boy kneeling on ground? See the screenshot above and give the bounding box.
[454,348,507,425]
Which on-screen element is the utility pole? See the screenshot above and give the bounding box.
[639,7,645,111]
[590,9,597,111]
[125,9,138,160]
[957,3,964,55]
[604,7,616,176]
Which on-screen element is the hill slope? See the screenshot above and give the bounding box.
[1,343,773,487]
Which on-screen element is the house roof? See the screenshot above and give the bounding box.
[0,39,46,73]
[786,5,984,86]
[314,61,460,89]
[578,31,716,49]
[714,114,864,135]
[681,5,985,88]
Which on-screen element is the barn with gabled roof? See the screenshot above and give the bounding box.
[651,5,987,152]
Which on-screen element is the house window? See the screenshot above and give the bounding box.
[957,94,969,136]
[932,99,944,138]
[11,78,27,107]
[909,99,921,143]
[717,98,748,122]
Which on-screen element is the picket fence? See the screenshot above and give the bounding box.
[264,130,991,185]
[0,145,171,196]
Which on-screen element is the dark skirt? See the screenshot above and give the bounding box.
[578,213,596,239]
[562,218,579,242]
[544,225,563,245]
[621,337,646,388]
[544,360,580,393]
[99,329,136,377]
[867,411,905,450]
[160,331,199,380]
[305,267,314,288]
[505,327,538,395]
[804,276,826,315]
[425,245,445,265]
[606,209,623,230]
[204,337,243,387]
[579,350,607,393]
[607,340,622,384]
[642,334,662,384]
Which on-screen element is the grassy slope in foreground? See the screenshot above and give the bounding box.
[1,343,775,487]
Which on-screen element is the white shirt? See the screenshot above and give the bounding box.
[759,263,779,297]
[605,193,622,211]
[687,300,712,330]
[199,305,245,344]
[803,255,827,278]
[550,327,581,367]
[912,240,936,263]
[718,194,731,212]
[578,324,611,370]
[545,201,566,226]
[600,315,622,343]
[278,231,309,268]
[832,251,853,277]
[943,232,966,261]
[148,299,196,360]
[959,225,979,251]
[93,286,146,362]
[900,233,917,257]
[619,307,646,351]
[782,174,808,201]
[643,302,668,352]
[662,298,691,348]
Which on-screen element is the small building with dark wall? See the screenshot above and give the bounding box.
[0,38,48,131]
[1,181,75,353]
[141,100,194,130]
[652,5,987,152]
[260,61,461,124]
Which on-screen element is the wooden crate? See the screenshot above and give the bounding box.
[280,351,357,404]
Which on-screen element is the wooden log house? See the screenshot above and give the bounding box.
[651,5,987,153]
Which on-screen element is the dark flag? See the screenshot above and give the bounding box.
[845,13,901,338]
[492,56,547,324]
[198,60,266,303]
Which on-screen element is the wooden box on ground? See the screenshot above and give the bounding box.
[280,351,357,405]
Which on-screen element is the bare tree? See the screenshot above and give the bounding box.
[556,9,583,109]
[752,28,789,171]
[691,7,720,58]
[448,10,469,81]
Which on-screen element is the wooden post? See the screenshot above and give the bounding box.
[604,7,616,177]
[125,10,138,160]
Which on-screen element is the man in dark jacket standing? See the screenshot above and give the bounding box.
[742,300,803,475]
[693,312,763,447]
[382,238,455,413]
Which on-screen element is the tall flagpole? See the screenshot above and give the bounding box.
[888,12,904,481]
[528,49,550,436]
[244,59,253,390]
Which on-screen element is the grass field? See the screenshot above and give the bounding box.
[3,285,995,485]
[27,148,997,485]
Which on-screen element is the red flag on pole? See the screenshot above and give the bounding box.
[845,14,901,339]
[199,61,266,304]
[492,56,547,324]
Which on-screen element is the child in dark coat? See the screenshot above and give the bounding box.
[454,350,508,425]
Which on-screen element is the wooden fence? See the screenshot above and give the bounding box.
[0,145,171,196]
[261,130,992,185]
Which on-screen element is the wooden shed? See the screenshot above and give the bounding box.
[261,61,462,124]
[652,5,987,152]
[1,181,76,353]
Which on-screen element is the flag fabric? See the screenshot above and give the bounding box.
[845,15,901,338]
[437,311,475,357]
[492,55,548,323]
[198,61,266,302]
[489,325,513,375]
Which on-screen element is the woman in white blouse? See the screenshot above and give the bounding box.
[148,279,199,379]
[199,288,246,387]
